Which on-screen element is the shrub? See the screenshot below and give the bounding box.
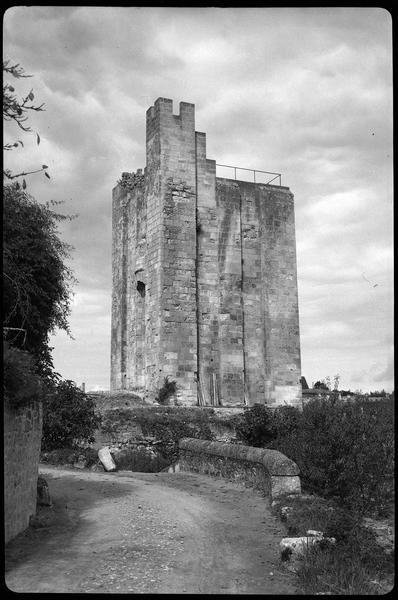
[42,380,102,450]
[234,404,275,447]
[237,397,394,516]
[155,376,177,405]
[273,397,394,516]
[234,404,301,447]
[3,184,75,376]
[3,341,43,406]
[79,446,100,467]
[270,405,301,439]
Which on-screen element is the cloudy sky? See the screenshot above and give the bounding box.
[4,6,393,392]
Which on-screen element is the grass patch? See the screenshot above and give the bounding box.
[297,544,391,595]
[272,494,394,595]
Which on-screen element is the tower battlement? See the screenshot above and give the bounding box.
[111,98,301,407]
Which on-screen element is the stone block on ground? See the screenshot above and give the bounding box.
[162,462,180,473]
[98,447,117,472]
[280,534,336,560]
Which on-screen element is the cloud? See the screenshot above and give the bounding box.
[373,354,394,384]
[4,7,393,391]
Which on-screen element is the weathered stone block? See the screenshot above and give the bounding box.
[280,534,336,561]
[98,447,117,472]
[179,438,301,500]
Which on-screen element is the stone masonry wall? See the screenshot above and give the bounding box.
[214,180,301,406]
[195,131,220,405]
[157,99,198,404]
[216,180,245,406]
[111,182,129,391]
[179,438,301,500]
[126,171,146,391]
[111,98,301,407]
[4,400,42,543]
[240,182,268,404]
[259,185,301,405]
[144,101,164,397]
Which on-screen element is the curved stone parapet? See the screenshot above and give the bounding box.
[179,438,301,500]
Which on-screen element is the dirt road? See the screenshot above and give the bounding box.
[5,465,299,594]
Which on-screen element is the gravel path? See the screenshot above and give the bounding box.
[5,465,299,594]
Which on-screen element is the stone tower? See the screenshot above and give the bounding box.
[111,98,301,407]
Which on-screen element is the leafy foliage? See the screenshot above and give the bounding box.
[270,405,301,439]
[273,397,394,516]
[155,376,177,405]
[234,397,394,516]
[3,184,75,376]
[368,389,388,397]
[3,59,49,182]
[233,404,275,447]
[313,380,329,390]
[42,380,102,451]
[3,340,43,406]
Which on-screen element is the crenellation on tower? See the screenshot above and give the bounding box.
[111,98,301,407]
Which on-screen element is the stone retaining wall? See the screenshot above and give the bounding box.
[179,438,301,499]
[4,399,43,543]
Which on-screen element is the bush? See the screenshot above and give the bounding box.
[42,380,102,450]
[273,397,394,516]
[3,185,74,376]
[3,341,43,406]
[236,398,394,516]
[270,405,301,439]
[155,376,177,405]
[233,404,301,447]
[234,404,275,447]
